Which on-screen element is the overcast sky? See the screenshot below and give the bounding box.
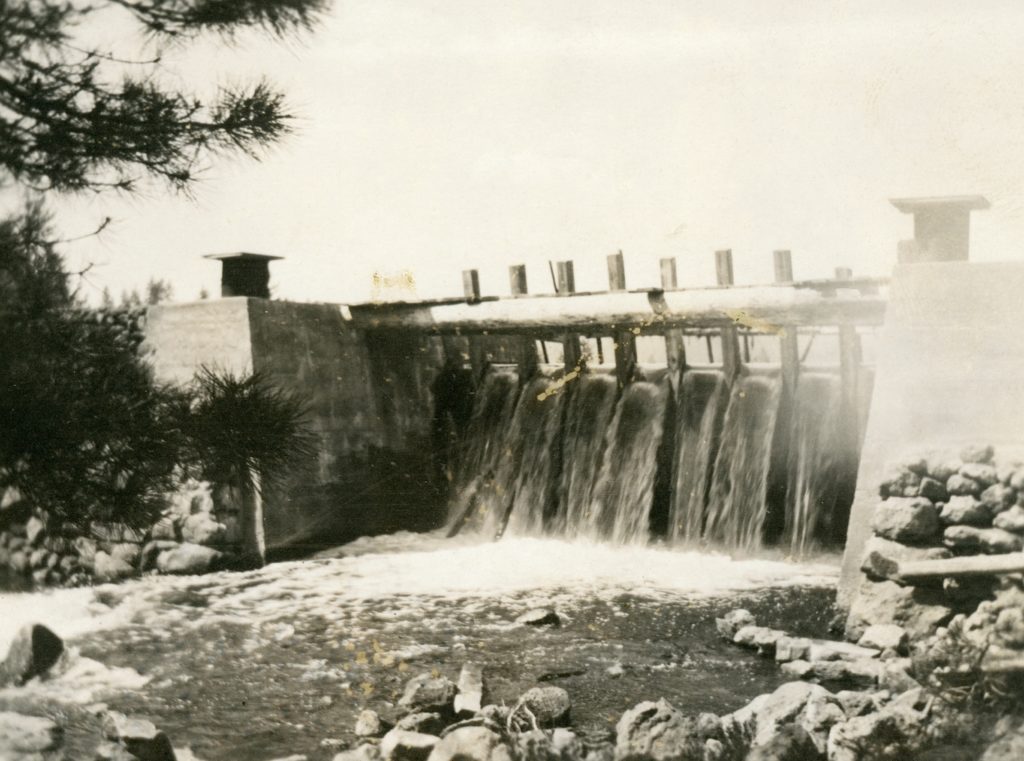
[18,0,1024,303]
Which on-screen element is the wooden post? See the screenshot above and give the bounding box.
[462,269,481,302]
[509,264,538,379]
[556,260,582,371]
[660,257,686,390]
[509,264,528,297]
[836,266,862,442]
[774,250,799,392]
[715,250,741,381]
[462,269,486,380]
[608,251,635,388]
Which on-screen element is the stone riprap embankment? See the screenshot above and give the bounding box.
[0,479,245,587]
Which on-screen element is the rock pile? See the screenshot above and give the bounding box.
[0,479,243,587]
[847,445,1024,640]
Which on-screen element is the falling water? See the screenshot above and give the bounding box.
[782,372,855,555]
[587,380,669,544]
[553,373,619,536]
[503,376,569,536]
[668,370,728,544]
[446,369,520,536]
[704,374,783,550]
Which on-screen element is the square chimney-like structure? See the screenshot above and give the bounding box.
[204,252,282,298]
[890,195,990,263]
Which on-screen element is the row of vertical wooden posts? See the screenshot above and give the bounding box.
[458,251,867,433]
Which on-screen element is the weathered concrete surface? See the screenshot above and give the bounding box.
[144,299,253,383]
[146,299,452,554]
[839,262,1024,605]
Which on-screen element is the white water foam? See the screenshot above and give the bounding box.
[0,534,838,703]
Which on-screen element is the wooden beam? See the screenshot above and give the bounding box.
[774,251,799,392]
[660,257,686,389]
[896,553,1024,583]
[509,264,538,379]
[556,260,582,370]
[347,288,887,334]
[715,249,742,381]
[608,251,635,388]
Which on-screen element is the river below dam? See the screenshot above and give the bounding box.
[0,533,840,760]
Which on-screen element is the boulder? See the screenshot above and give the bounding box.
[31,568,50,586]
[993,505,1024,533]
[877,659,921,694]
[961,463,999,488]
[140,541,180,572]
[25,517,46,547]
[939,496,991,526]
[399,674,457,715]
[871,498,940,544]
[774,636,812,663]
[333,745,381,761]
[714,609,755,640]
[380,730,439,761]
[943,525,1023,554]
[859,537,950,581]
[947,474,982,497]
[515,609,561,627]
[355,710,384,738]
[857,624,908,654]
[960,444,995,464]
[101,711,176,761]
[925,452,962,483]
[0,711,63,760]
[181,513,226,546]
[615,699,703,761]
[95,740,141,760]
[29,548,49,569]
[981,484,1017,514]
[93,551,135,581]
[155,543,223,575]
[720,681,842,759]
[879,468,921,499]
[744,724,819,761]
[395,713,443,736]
[845,579,952,641]
[454,663,484,716]
[918,477,949,503]
[8,551,28,574]
[427,727,512,761]
[58,555,79,575]
[74,536,98,566]
[110,543,142,568]
[826,697,927,761]
[733,626,786,656]
[516,686,571,728]
[150,516,179,542]
[1,624,63,686]
[805,640,879,662]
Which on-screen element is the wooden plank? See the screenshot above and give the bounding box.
[715,249,742,381]
[660,257,686,390]
[608,251,635,387]
[896,552,1024,583]
[509,264,538,379]
[557,260,582,370]
[774,251,800,391]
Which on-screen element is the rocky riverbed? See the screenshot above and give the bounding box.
[0,534,843,759]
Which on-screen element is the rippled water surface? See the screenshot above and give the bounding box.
[0,533,840,760]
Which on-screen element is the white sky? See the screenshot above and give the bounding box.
[14,0,1024,303]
